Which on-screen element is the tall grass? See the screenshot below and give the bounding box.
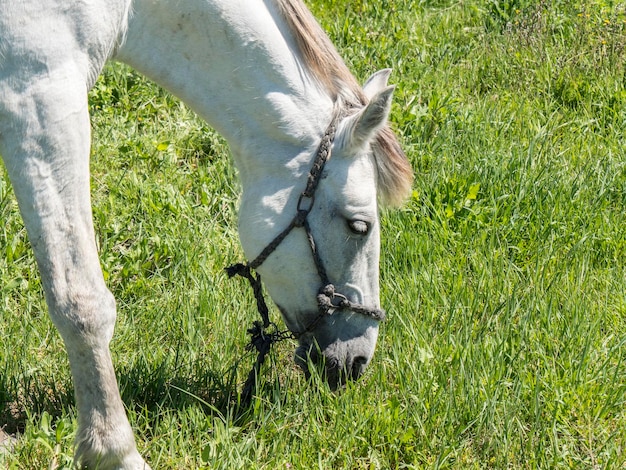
[1,0,625,468]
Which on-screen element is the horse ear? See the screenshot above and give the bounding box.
[363,69,392,101]
[345,85,395,150]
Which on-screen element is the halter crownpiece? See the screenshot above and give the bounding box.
[226,110,386,405]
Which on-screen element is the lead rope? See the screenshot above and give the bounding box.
[224,263,292,407]
[226,112,385,407]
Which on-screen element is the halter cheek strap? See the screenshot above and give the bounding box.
[226,111,385,405]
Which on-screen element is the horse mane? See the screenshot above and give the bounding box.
[273,0,413,206]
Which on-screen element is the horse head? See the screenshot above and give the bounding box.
[237,70,412,389]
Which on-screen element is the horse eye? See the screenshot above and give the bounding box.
[347,220,369,235]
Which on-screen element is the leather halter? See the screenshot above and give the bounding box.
[226,111,385,404]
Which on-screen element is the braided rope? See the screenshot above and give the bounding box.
[302,122,336,197]
[316,284,386,321]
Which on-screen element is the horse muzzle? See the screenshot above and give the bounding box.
[292,316,379,390]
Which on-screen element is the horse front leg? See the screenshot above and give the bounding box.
[0,74,149,469]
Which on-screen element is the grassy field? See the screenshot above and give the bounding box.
[1,0,626,468]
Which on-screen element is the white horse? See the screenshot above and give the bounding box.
[0,0,412,468]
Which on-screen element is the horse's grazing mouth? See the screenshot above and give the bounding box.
[294,337,370,391]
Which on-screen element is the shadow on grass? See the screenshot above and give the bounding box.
[0,348,289,442]
[0,374,74,436]
[115,350,292,427]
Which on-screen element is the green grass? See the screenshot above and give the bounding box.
[2,0,626,468]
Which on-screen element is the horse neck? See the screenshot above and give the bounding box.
[115,0,334,186]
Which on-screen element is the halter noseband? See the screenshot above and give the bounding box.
[226,111,385,405]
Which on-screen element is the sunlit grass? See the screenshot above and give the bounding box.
[1,0,625,468]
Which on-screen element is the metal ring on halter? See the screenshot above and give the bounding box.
[296,193,315,214]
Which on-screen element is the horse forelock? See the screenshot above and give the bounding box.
[372,126,414,207]
[273,0,413,207]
